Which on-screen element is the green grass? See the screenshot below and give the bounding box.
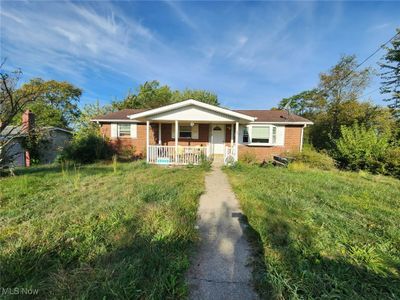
[225,164,400,299]
[0,162,205,299]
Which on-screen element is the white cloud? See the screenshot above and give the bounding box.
[0,0,358,107]
[163,0,198,30]
[368,23,391,32]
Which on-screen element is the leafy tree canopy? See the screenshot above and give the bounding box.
[278,89,326,118]
[112,80,219,110]
[13,78,82,128]
[279,55,399,150]
[74,101,113,138]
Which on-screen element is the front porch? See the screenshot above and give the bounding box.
[124,99,256,165]
[145,121,239,165]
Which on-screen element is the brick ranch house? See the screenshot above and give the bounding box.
[92,99,313,165]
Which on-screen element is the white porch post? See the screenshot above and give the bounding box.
[230,124,233,146]
[146,121,150,163]
[158,123,162,145]
[175,120,178,164]
[235,121,239,161]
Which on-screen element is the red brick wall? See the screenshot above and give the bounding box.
[100,123,157,156]
[238,125,303,161]
[99,123,303,160]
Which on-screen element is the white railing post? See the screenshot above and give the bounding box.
[146,121,150,163]
[175,120,178,164]
[158,123,162,145]
[230,124,233,147]
[235,121,239,161]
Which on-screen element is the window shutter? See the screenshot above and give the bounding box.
[276,126,285,145]
[130,124,137,138]
[171,123,175,139]
[111,123,118,138]
[192,124,199,139]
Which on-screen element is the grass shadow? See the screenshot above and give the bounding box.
[260,216,400,298]
[237,213,274,299]
[0,216,193,300]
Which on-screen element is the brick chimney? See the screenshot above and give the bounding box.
[22,110,35,133]
[22,110,35,167]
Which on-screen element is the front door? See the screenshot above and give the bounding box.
[211,125,225,154]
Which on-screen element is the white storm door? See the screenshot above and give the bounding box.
[211,125,225,154]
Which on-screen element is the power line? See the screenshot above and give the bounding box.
[356,32,400,69]
[323,31,400,94]
[360,87,380,99]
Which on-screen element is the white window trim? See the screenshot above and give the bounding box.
[117,123,137,138]
[243,124,277,146]
[179,125,192,139]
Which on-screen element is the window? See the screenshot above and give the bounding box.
[243,127,249,143]
[179,125,192,138]
[252,126,270,143]
[118,124,131,137]
[248,125,277,145]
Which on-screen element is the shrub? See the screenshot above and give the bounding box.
[291,148,336,170]
[385,147,400,179]
[60,133,114,164]
[334,124,389,173]
[199,154,213,171]
[239,151,257,164]
[118,145,137,161]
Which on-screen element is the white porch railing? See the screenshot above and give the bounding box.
[148,145,209,165]
[224,146,236,165]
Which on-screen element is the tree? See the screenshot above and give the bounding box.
[112,80,219,109]
[112,81,173,110]
[0,65,45,174]
[13,79,82,128]
[74,100,113,138]
[380,28,400,119]
[277,89,325,117]
[319,55,373,140]
[302,55,374,149]
[172,89,219,106]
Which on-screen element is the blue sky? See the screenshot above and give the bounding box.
[1,1,399,109]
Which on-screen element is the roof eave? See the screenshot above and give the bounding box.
[250,121,313,125]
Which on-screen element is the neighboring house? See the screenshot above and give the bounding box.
[92,99,313,165]
[0,110,72,167]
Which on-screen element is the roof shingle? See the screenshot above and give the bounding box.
[233,110,311,123]
[93,109,147,121]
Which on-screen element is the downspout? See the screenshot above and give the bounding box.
[300,124,306,151]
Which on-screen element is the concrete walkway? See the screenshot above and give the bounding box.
[187,164,258,300]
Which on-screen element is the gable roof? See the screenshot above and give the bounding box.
[91,100,313,124]
[234,110,312,124]
[127,99,256,121]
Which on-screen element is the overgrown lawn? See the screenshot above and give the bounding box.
[0,162,205,299]
[225,164,400,299]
